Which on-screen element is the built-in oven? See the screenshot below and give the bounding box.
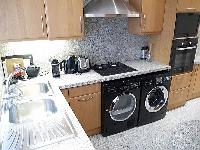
[170,13,200,75]
[170,37,198,74]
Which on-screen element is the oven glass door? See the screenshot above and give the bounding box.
[173,47,196,74]
[109,94,136,121]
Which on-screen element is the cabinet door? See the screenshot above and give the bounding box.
[69,92,101,136]
[141,0,166,33]
[44,0,83,39]
[0,0,47,41]
[192,65,200,98]
[187,66,197,100]
[168,87,189,110]
[128,0,166,34]
[170,72,192,91]
[177,0,200,12]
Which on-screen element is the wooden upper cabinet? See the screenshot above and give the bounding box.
[177,0,200,12]
[44,0,84,39]
[0,0,47,41]
[128,0,166,34]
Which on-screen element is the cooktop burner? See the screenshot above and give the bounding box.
[92,62,137,76]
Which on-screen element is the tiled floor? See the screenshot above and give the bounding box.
[90,98,200,150]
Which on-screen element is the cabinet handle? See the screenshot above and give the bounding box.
[142,13,146,31]
[41,16,45,35]
[80,16,83,33]
[77,96,94,102]
[186,8,196,11]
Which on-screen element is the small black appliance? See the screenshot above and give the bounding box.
[51,59,60,77]
[101,76,141,136]
[93,62,137,76]
[137,70,171,126]
[26,64,40,78]
[60,56,78,74]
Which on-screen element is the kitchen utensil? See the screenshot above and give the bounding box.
[51,59,60,78]
[26,64,40,78]
[77,57,90,73]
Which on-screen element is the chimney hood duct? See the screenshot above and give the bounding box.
[84,0,140,17]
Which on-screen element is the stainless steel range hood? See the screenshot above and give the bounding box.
[84,0,140,17]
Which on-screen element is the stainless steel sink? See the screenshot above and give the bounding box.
[9,99,57,124]
[1,113,77,150]
[1,81,77,150]
[16,82,53,98]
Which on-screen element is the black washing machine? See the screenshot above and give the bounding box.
[101,76,141,137]
[137,70,171,126]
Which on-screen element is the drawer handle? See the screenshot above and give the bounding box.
[186,8,196,10]
[78,96,94,102]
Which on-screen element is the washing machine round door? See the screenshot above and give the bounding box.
[109,93,137,122]
[145,86,168,112]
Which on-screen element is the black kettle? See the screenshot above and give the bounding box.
[60,55,78,74]
[26,64,40,78]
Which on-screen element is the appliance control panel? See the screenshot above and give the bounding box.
[103,77,141,93]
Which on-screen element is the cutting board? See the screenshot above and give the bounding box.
[5,58,24,74]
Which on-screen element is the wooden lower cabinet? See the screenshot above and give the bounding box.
[61,83,101,136]
[168,72,192,110]
[170,72,192,91]
[168,87,189,110]
[188,65,200,100]
[69,92,101,136]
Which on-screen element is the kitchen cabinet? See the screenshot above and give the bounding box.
[61,83,101,136]
[168,87,189,110]
[177,0,200,12]
[128,0,166,34]
[170,72,192,91]
[188,65,200,100]
[0,0,83,41]
[167,72,192,110]
[150,0,177,65]
[44,0,84,39]
[0,0,47,41]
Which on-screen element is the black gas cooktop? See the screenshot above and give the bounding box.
[92,62,137,76]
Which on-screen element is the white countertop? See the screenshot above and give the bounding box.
[50,60,171,89]
[37,80,95,150]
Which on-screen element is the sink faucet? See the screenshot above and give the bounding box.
[3,73,21,99]
[5,73,14,95]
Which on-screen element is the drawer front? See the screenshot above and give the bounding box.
[177,0,200,12]
[168,87,189,110]
[69,92,101,135]
[170,72,192,91]
[68,83,101,98]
